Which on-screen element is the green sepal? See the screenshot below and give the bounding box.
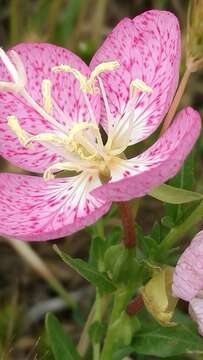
[149,183,202,204]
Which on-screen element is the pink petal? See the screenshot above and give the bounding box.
[173,231,203,302]
[189,297,203,336]
[0,43,100,172]
[90,10,180,144]
[0,173,111,241]
[92,107,201,202]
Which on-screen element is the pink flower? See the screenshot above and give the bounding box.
[0,10,201,241]
[173,231,203,336]
[189,296,203,336]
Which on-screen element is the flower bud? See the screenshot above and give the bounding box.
[141,266,177,326]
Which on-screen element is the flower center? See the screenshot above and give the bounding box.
[0,48,152,183]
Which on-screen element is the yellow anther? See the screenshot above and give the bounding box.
[130,79,153,97]
[42,79,52,114]
[7,115,30,146]
[89,61,119,83]
[52,61,119,94]
[52,65,88,92]
[8,115,68,150]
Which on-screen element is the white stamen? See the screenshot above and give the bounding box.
[9,50,27,86]
[43,160,95,181]
[20,88,66,133]
[52,65,88,92]
[82,92,107,155]
[0,48,19,83]
[82,92,97,124]
[24,132,67,148]
[97,76,114,133]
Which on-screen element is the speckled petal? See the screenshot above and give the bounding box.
[0,173,111,241]
[173,230,203,302]
[0,43,100,172]
[92,107,201,202]
[90,10,180,144]
[189,297,203,336]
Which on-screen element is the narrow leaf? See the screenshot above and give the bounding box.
[149,183,203,204]
[54,245,115,295]
[45,313,82,360]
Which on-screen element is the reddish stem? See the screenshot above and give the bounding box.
[126,294,144,315]
[117,201,136,248]
[160,68,191,134]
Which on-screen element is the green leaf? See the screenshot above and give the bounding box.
[165,152,195,221]
[133,316,203,357]
[171,152,195,190]
[89,235,105,270]
[45,313,82,360]
[112,347,134,360]
[89,321,106,344]
[54,246,115,295]
[149,184,203,204]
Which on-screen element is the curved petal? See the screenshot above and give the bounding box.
[189,297,203,336]
[0,43,100,172]
[92,107,201,202]
[173,231,203,302]
[90,10,181,144]
[0,173,111,241]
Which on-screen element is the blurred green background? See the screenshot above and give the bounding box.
[0,1,203,359]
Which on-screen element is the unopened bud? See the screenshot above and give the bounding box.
[141,266,178,326]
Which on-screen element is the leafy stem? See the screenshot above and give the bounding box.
[93,290,102,360]
[100,287,130,360]
[159,200,203,252]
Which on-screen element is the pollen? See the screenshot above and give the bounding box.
[7,115,30,146]
[42,79,52,114]
[130,79,153,97]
